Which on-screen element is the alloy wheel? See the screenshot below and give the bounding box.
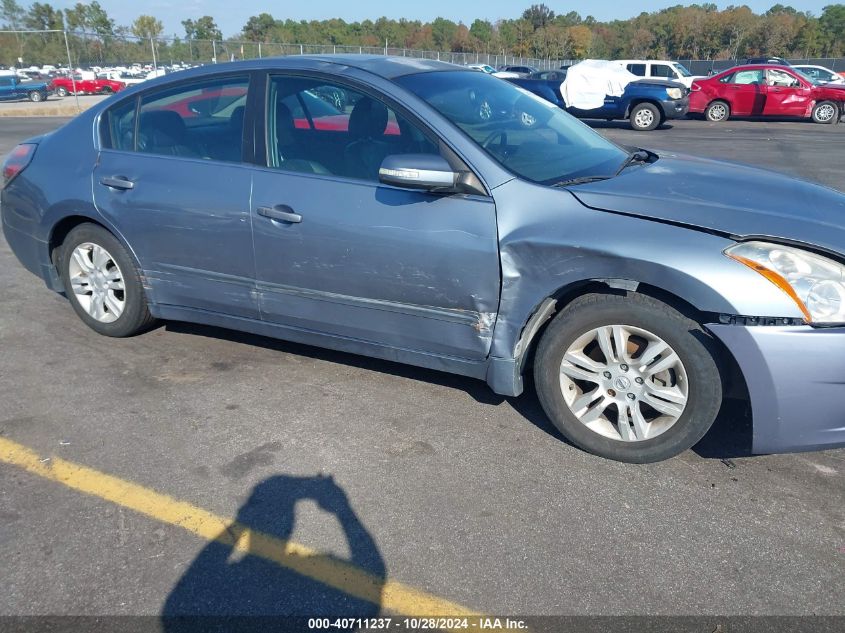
[558,324,689,442]
[67,242,126,323]
[815,103,836,123]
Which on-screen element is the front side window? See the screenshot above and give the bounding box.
[627,64,646,76]
[266,76,439,181]
[673,63,693,77]
[766,69,800,88]
[132,75,248,161]
[397,71,627,185]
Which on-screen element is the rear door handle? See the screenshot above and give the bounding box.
[100,176,134,190]
[257,205,302,223]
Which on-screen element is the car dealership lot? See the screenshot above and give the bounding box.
[1,117,844,619]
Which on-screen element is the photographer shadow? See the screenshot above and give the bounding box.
[162,474,385,632]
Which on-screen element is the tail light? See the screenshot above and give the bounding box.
[2,144,37,189]
[690,82,702,92]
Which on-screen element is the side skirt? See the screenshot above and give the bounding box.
[151,304,491,381]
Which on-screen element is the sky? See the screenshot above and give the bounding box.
[45,1,832,39]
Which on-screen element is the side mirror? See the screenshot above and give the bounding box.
[378,154,459,191]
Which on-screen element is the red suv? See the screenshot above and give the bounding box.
[689,64,844,124]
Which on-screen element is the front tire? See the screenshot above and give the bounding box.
[28,91,43,102]
[56,86,68,97]
[59,224,155,337]
[533,292,723,463]
[629,103,660,131]
[812,100,838,124]
[705,100,730,122]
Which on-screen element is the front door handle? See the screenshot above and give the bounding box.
[100,176,134,190]
[257,205,302,223]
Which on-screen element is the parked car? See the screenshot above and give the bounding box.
[509,62,688,131]
[527,70,567,81]
[745,56,791,66]
[793,64,845,85]
[0,74,50,102]
[50,75,125,97]
[466,64,497,74]
[4,56,845,463]
[689,64,845,124]
[499,65,537,77]
[613,59,703,88]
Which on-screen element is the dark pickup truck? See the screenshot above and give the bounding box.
[0,75,50,102]
[508,75,689,131]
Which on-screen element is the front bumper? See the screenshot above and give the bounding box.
[708,324,845,454]
[660,96,689,119]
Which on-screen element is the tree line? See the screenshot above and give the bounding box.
[2,1,845,67]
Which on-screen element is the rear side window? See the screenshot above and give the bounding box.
[627,64,646,76]
[730,70,764,85]
[650,64,674,78]
[102,75,249,162]
[105,98,137,151]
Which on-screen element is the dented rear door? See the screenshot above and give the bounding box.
[250,169,500,361]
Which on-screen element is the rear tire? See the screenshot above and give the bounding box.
[56,86,68,97]
[705,100,730,122]
[812,100,838,124]
[59,224,155,337]
[629,103,660,131]
[533,292,723,463]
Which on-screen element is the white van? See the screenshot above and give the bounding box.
[613,60,703,88]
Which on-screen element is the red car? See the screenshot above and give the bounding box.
[51,75,125,97]
[690,64,844,124]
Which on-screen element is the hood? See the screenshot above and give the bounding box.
[569,152,845,257]
[631,78,685,90]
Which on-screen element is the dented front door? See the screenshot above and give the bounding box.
[250,170,500,360]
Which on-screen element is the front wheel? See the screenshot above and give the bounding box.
[28,91,43,102]
[812,100,838,124]
[533,292,723,463]
[629,103,661,131]
[100,86,113,94]
[59,224,156,337]
[56,86,68,97]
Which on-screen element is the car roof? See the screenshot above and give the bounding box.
[138,55,462,85]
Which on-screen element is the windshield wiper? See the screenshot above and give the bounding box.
[615,149,651,175]
[552,176,610,187]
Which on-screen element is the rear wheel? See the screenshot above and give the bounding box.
[533,292,723,463]
[56,86,68,97]
[59,224,155,337]
[705,100,730,122]
[812,100,838,124]
[629,103,661,131]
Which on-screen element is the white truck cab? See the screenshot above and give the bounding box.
[614,60,702,88]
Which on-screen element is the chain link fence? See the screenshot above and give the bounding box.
[5,30,845,76]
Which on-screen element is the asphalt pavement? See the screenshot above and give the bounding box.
[1,116,844,623]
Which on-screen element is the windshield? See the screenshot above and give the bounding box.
[673,63,693,77]
[396,71,627,185]
[792,68,821,86]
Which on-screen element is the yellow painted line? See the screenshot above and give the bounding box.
[0,436,479,619]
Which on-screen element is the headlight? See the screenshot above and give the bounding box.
[666,87,684,100]
[725,241,845,324]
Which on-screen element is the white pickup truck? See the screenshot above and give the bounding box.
[613,60,704,89]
